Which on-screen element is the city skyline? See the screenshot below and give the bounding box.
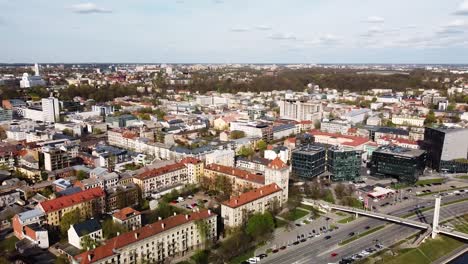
[1,0,468,63]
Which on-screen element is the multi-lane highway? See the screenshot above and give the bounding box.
[262,196,468,264]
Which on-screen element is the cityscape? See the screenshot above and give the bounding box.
[1,1,468,264]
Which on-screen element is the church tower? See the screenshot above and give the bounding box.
[265,157,290,202]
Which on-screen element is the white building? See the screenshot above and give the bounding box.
[320,119,351,134]
[112,207,142,231]
[205,149,235,167]
[343,109,371,124]
[42,97,60,123]
[20,73,46,88]
[279,99,322,121]
[68,219,103,250]
[391,115,425,127]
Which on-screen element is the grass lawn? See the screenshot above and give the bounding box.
[335,211,347,217]
[456,175,468,180]
[298,204,315,211]
[415,178,444,186]
[338,216,356,224]
[388,249,430,264]
[0,237,18,253]
[416,186,468,196]
[339,225,385,245]
[228,247,255,264]
[280,208,309,221]
[275,218,288,228]
[392,183,410,189]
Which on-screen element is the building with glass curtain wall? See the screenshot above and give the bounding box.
[370,146,426,183]
[327,147,362,182]
[291,144,326,179]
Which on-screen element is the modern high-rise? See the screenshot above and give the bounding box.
[422,127,468,172]
[41,97,60,123]
[327,147,361,182]
[370,146,426,183]
[291,144,326,179]
[279,99,322,121]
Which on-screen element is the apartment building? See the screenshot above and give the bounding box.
[391,115,425,127]
[279,99,322,121]
[73,210,217,264]
[204,164,265,195]
[133,158,203,197]
[112,207,142,230]
[37,187,106,227]
[221,183,283,227]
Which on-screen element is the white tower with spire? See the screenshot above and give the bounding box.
[34,63,40,76]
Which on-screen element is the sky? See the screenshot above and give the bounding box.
[1,0,468,63]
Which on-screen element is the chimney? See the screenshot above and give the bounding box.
[260,190,263,195]
[235,199,238,205]
[158,217,162,221]
[88,254,93,261]
[185,215,189,220]
[117,232,120,236]
[173,212,177,216]
[161,223,165,229]
[132,226,136,231]
[134,232,139,239]
[208,209,211,215]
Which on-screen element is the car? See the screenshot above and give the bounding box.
[375,244,384,249]
[295,223,302,227]
[360,250,370,256]
[301,234,305,238]
[170,200,178,204]
[300,238,307,242]
[280,246,287,250]
[293,241,300,245]
[349,232,355,236]
[325,235,331,240]
[331,252,338,257]
[203,199,208,203]
[326,217,331,221]
[247,257,260,263]
[403,196,409,200]
[451,185,457,189]
[241,261,250,264]
[339,258,354,264]
[308,232,313,238]
[272,249,279,253]
[364,226,370,230]
[187,195,193,199]
[315,233,321,237]
[257,254,267,259]
[312,229,316,233]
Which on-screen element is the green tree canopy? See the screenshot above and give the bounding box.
[230,130,246,139]
[59,209,83,237]
[245,212,275,242]
[257,140,268,151]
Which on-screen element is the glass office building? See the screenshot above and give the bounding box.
[370,146,426,183]
[291,144,326,179]
[327,147,361,182]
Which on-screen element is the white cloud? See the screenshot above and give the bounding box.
[454,0,468,15]
[70,3,112,14]
[365,16,385,23]
[436,19,466,35]
[230,27,249,32]
[255,25,272,31]
[268,33,296,40]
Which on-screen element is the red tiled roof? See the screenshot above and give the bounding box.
[39,187,105,213]
[112,207,141,221]
[205,164,265,184]
[74,210,215,264]
[179,157,202,165]
[222,183,282,208]
[309,130,370,147]
[135,163,186,180]
[268,157,288,170]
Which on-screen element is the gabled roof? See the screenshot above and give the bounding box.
[205,164,265,184]
[222,183,282,208]
[135,163,186,180]
[268,157,288,170]
[74,210,215,264]
[112,207,141,221]
[72,218,102,237]
[39,187,105,213]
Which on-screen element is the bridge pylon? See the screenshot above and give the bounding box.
[431,196,441,239]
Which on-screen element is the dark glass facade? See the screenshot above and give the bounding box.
[292,145,326,179]
[327,148,361,182]
[421,127,445,171]
[370,146,426,183]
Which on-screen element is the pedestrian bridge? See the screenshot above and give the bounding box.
[301,199,468,241]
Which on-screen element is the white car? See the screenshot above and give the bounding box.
[360,250,370,256]
[248,257,260,263]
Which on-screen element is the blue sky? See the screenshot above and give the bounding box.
[1,0,468,63]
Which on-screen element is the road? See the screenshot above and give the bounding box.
[262,196,468,264]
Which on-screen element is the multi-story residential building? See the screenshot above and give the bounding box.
[106,183,140,212]
[0,107,13,122]
[236,156,270,172]
[205,149,235,167]
[105,114,138,128]
[320,119,351,134]
[42,97,60,123]
[370,146,426,183]
[279,99,322,121]
[133,158,203,197]
[343,109,371,124]
[326,147,361,182]
[12,209,48,248]
[73,210,217,264]
[422,127,468,173]
[291,144,326,179]
[42,143,79,171]
[391,115,425,127]
[221,183,283,228]
[264,157,290,202]
[204,164,265,195]
[112,207,142,230]
[37,187,106,227]
[230,121,273,142]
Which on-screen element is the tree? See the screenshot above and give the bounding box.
[102,218,127,239]
[245,212,275,242]
[230,130,246,139]
[60,209,83,236]
[76,170,87,181]
[425,110,437,125]
[447,103,456,111]
[62,128,74,137]
[314,120,321,129]
[237,145,254,157]
[191,250,209,264]
[80,234,100,251]
[257,140,267,151]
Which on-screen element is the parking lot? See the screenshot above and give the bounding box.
[170,191,214,210]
